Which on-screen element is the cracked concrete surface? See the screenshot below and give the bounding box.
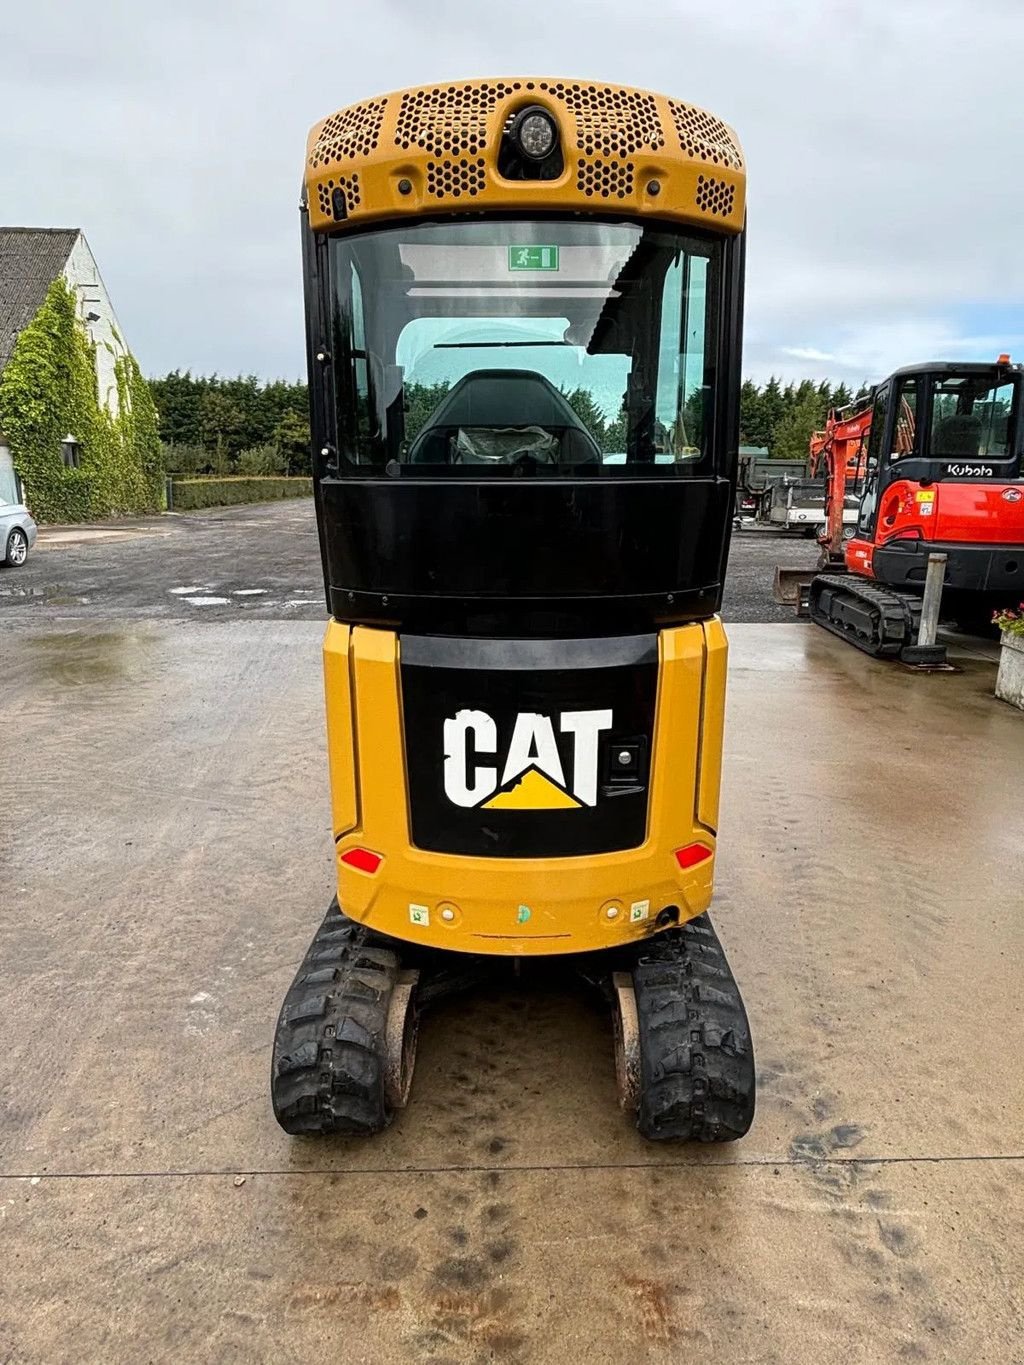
[1,618,1022,1363]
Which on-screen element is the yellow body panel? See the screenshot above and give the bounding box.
[324,620,727,957]
[305,78,745,236]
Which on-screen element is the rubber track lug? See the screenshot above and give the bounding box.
[272,900,406,1136]
[631,914,755,1142]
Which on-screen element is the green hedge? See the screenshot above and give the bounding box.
[170,475,313,511]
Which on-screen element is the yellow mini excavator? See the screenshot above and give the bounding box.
[272,79,755,1141]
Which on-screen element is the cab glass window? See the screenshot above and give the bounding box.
[928,375,1016,460]
[328,218,722,476]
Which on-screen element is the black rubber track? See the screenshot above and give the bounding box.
[633,914,755,1142]
[272,900,402,1136]
[809,573,922,657]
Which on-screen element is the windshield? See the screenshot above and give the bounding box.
[927,372,1019,461]
[328,218,721,475]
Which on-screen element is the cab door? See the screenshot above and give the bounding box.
[855,382,889,539]
[857,376,920,541]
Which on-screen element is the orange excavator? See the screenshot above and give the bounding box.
[793,358,1024,655]
[808,401,873,561]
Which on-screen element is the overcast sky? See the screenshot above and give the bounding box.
[4,0,1021,387]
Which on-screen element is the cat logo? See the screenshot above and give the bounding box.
[443,709,612,810]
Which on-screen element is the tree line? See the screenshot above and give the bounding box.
[148,371,871,472]
[148,372,313,476]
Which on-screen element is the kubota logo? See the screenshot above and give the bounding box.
[443,709,612,810]
[946,463,994,477]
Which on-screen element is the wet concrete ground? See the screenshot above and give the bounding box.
[1,617,1022,1362]
[0,500,819,624]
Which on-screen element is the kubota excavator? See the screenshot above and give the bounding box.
[804,359,1024,655]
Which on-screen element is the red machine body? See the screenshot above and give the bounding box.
[804,360,1024,653]
[815,361,1024,601]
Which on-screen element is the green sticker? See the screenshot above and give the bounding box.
[508,245,559,272]
[517,904,532,924]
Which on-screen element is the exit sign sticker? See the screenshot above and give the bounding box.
[508,245,559,271]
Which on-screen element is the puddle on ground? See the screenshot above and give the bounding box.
[24,628,153,687]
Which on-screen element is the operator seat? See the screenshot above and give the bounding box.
[931,412,983,457]
[408,369,602,466]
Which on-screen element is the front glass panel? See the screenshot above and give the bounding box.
[328,218,722,476]
[927,373,1019,461]
[889,378,918,461]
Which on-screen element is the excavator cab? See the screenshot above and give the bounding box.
[273,79,754,1142]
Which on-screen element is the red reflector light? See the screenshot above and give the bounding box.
[675,842,713,870]
[339,847,382,874]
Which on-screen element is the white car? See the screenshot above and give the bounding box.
[0,483,37,567]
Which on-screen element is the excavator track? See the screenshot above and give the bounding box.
[272,900,413,1136]
[625,914,755,1142]
[809,573,922,657]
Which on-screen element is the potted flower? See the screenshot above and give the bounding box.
[993,603,1024,710]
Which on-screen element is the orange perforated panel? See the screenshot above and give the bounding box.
[694,174,736,218]
[576,157,635,200]
[305,78,745,234]
[310,99,388,169]
[668,100,744,171]
[315,173,362,220]
[426,158,487,200]
[538,81,664,156]
[395,80,526,156]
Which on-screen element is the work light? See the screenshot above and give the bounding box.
[513,106,557,161]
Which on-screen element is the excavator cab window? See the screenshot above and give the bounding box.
[890,378,918,460]
[928,374,1017,461]
[857,381,889,534]
[328,218,721,477]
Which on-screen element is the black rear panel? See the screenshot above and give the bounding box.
[323,476,731,635]
[400,634,658,857]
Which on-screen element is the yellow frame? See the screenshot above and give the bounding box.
[324,620,728,957]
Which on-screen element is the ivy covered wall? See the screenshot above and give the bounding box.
[0,277,162,522]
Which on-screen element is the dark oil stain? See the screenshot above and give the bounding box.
[434,1256,490,1292]
[377,1247,419,1279]
[485,1171,501,1189]
[878,1222,913,1257]
[897,1344,928,1361]
[487,1136,508,1155]
[448,1227,470,1248]
[865,1190,892,1210]
[483,1203,511,1225]
[486,1239,514,1265]
[830,1123,866,1149]
[790,1132,830,1161]
[413,1206,428,1220]
[921,1308,954,1334]
[812,1094,836,1121]
[791,1123,866,1162]
[486,1331,527,1355]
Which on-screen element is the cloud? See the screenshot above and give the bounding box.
[3,0,1022,385]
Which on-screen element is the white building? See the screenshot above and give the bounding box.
[0,227,130,414]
